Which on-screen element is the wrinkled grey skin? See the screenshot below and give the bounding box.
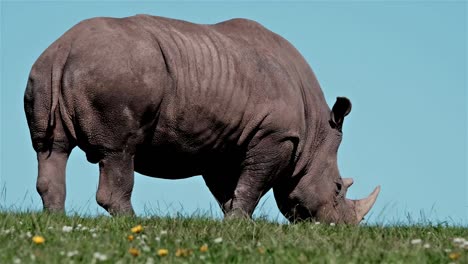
[24,15,380,224]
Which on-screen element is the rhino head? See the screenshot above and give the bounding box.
[274,97,380,225]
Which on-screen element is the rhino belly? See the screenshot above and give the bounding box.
[133,145,207,179]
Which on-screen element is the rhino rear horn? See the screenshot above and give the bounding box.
[343,178,354,189]
[353,185,381,222]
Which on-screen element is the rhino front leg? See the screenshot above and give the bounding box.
[205,137,295,219]
[36,149,71,212]
[96,151,135,216]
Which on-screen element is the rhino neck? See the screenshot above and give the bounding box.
[291,84,333,179]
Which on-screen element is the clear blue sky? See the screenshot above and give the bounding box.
[0,1,466,225]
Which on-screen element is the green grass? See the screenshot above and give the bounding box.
[0,212,466,263]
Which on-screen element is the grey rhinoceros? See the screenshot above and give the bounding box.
[24,14,380,224]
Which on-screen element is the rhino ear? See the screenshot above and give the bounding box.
[330,97,352,130]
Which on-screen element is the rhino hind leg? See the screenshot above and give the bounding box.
[36,148,71,212]
[96,151,135,216]
[204,137,296,219]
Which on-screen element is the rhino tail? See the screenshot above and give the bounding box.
[48,42,71,129]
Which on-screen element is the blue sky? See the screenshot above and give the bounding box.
[0,1,466,225]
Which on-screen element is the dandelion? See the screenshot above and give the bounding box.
[258,247,266,254]
[214,237,223,243]
[32,235,45,244]
[93,252,108,261]
[157,249,169,257]
[129,248,140,257]
[200,244,208,253]
[131,225,143,234]
[62,226,73,233]
[448,252,461,261]
[410,239,422,245]
[127,235,134,241]
[175,248,192,257]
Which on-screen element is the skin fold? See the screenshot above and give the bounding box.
[24,15,379,224]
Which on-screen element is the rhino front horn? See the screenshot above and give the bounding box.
[353,185,381,222]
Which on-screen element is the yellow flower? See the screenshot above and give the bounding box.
[258,247,266,254]
[175,248,192,257]
[127,235,134,241]
[199,244,208,253]
[32,235,45,244]
[157,249,169,257]
[129,248,140,257]
[449,252,461,260]
[131,225,143,233]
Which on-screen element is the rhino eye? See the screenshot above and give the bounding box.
[334,179,343,195]
[333,180,345,206]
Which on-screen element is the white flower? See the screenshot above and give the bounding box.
[461,241,468,249]
[200,255,206,260]
[91,233,97,238]
[160,230,168,235]
[142,246,151,252]
[62,226,73,232]
[47,226,53,230]
[444,248,452,253]
[26,231,32,238]
[453,237,465,244]
[175,239,181,243]
[67,250,79,257]
[145,257,155,264]
[410,239,422,245]
[93,252,108,261]
[13,258,21,264]
[314,222,320,225]
[329,223,336,226]
[423,243,430,249]
[155,236,160,241]
[214,237,223,243]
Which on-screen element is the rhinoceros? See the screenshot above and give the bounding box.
[24,14,380,224]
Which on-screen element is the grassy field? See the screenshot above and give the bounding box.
[0,212,466,263]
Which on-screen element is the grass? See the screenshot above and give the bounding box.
[0,212,467,263]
